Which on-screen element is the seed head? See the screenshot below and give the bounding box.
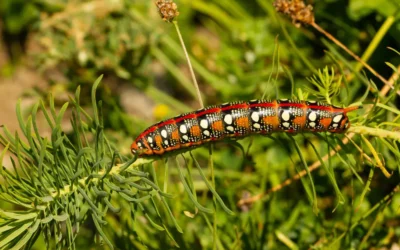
[274,0,314,27]
[155,0,179,22]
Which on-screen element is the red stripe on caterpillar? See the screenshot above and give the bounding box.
[131,99,360,157]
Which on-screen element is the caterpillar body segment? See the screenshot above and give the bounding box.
[131,99,359,157]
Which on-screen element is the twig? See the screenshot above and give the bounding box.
[173,21,204,108]
[311,22,394,91]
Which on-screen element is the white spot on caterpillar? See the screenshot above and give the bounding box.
[333,114,343,123]
[253,123,261,129]
[164,140,169,145]
[282,122,290,128]
[200,119,208,129]
[182,135,189,141]
[203,130,210,136]
[332,123,338,128]
[224,114,233,125]
[147,137,153,143]
[308,112,317,122]
[251,112,260,122]
[281,111,290,121]
[309,122,316,128]
[161,129,168,138]
[180,124,187,134]
[226,126,234,132]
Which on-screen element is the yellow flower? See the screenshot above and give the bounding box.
[153,104,170,120]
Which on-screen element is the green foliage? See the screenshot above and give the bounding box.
[0,0,39,34]
[306,67,342,104]
[0,77,182,249]
[348,0,399,20]
[1,0,400,249]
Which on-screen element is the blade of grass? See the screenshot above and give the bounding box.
[289,135,318,214]
[175,157,214,214]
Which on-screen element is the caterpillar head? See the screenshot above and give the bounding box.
[329,105,360,133]
[131,137,153,156]
[338,115,350,132]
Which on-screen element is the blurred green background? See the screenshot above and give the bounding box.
[0,0,400,249]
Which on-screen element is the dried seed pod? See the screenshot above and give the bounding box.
[155,0,179,22]
[274,0,314,27]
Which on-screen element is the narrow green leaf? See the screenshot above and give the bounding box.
[104,179,121,192]
[48,93,58,123]
[41,215,53,224]
[385,61,398,73]
[53,213,69,222]
[16,99,27,138]
[0,142,10,176]
[380,138,400,158]
[307,138,345,206]
[92,185,109,197]
[119,155,138,173]
[151,47,197,98]
[175,157,214,214]
[0,220,33,248]
[25,116,40,162]
[91,75,103,126]
[159,196,183,233]
[56,103,69,125]
[358,165,375,208]
[376,103,400,116]
[77,187,102,216]
[143,213,164,231]
[190,152,234,215]
[31,102,42,145]
[103,198,120,213]
[332,138,365,185]
[0,224,14,234]
[0,210,38,220]
[140,178,173,198]
[91,213,113,250]
[119,192,150,203]
[289,136,319,214]
[39,100,54,130]
[9,219,41,250]
[124,180,152,191]
[125,168,149,178]
[37,138,48,184]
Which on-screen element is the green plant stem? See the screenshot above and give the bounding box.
[277,17,317,74]
[357,199,389,250]
[151,47,198,98]
[52,158,153,198]
[130,9,231,91]
[329,184,399,247]
[353,16,395,75]
[173,21,204,108]
[348,125,400,141]
[361,135,391,178]
[208,145,217,250]
[311,22,394,90]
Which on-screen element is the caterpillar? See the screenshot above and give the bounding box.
[131,99,360,157]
